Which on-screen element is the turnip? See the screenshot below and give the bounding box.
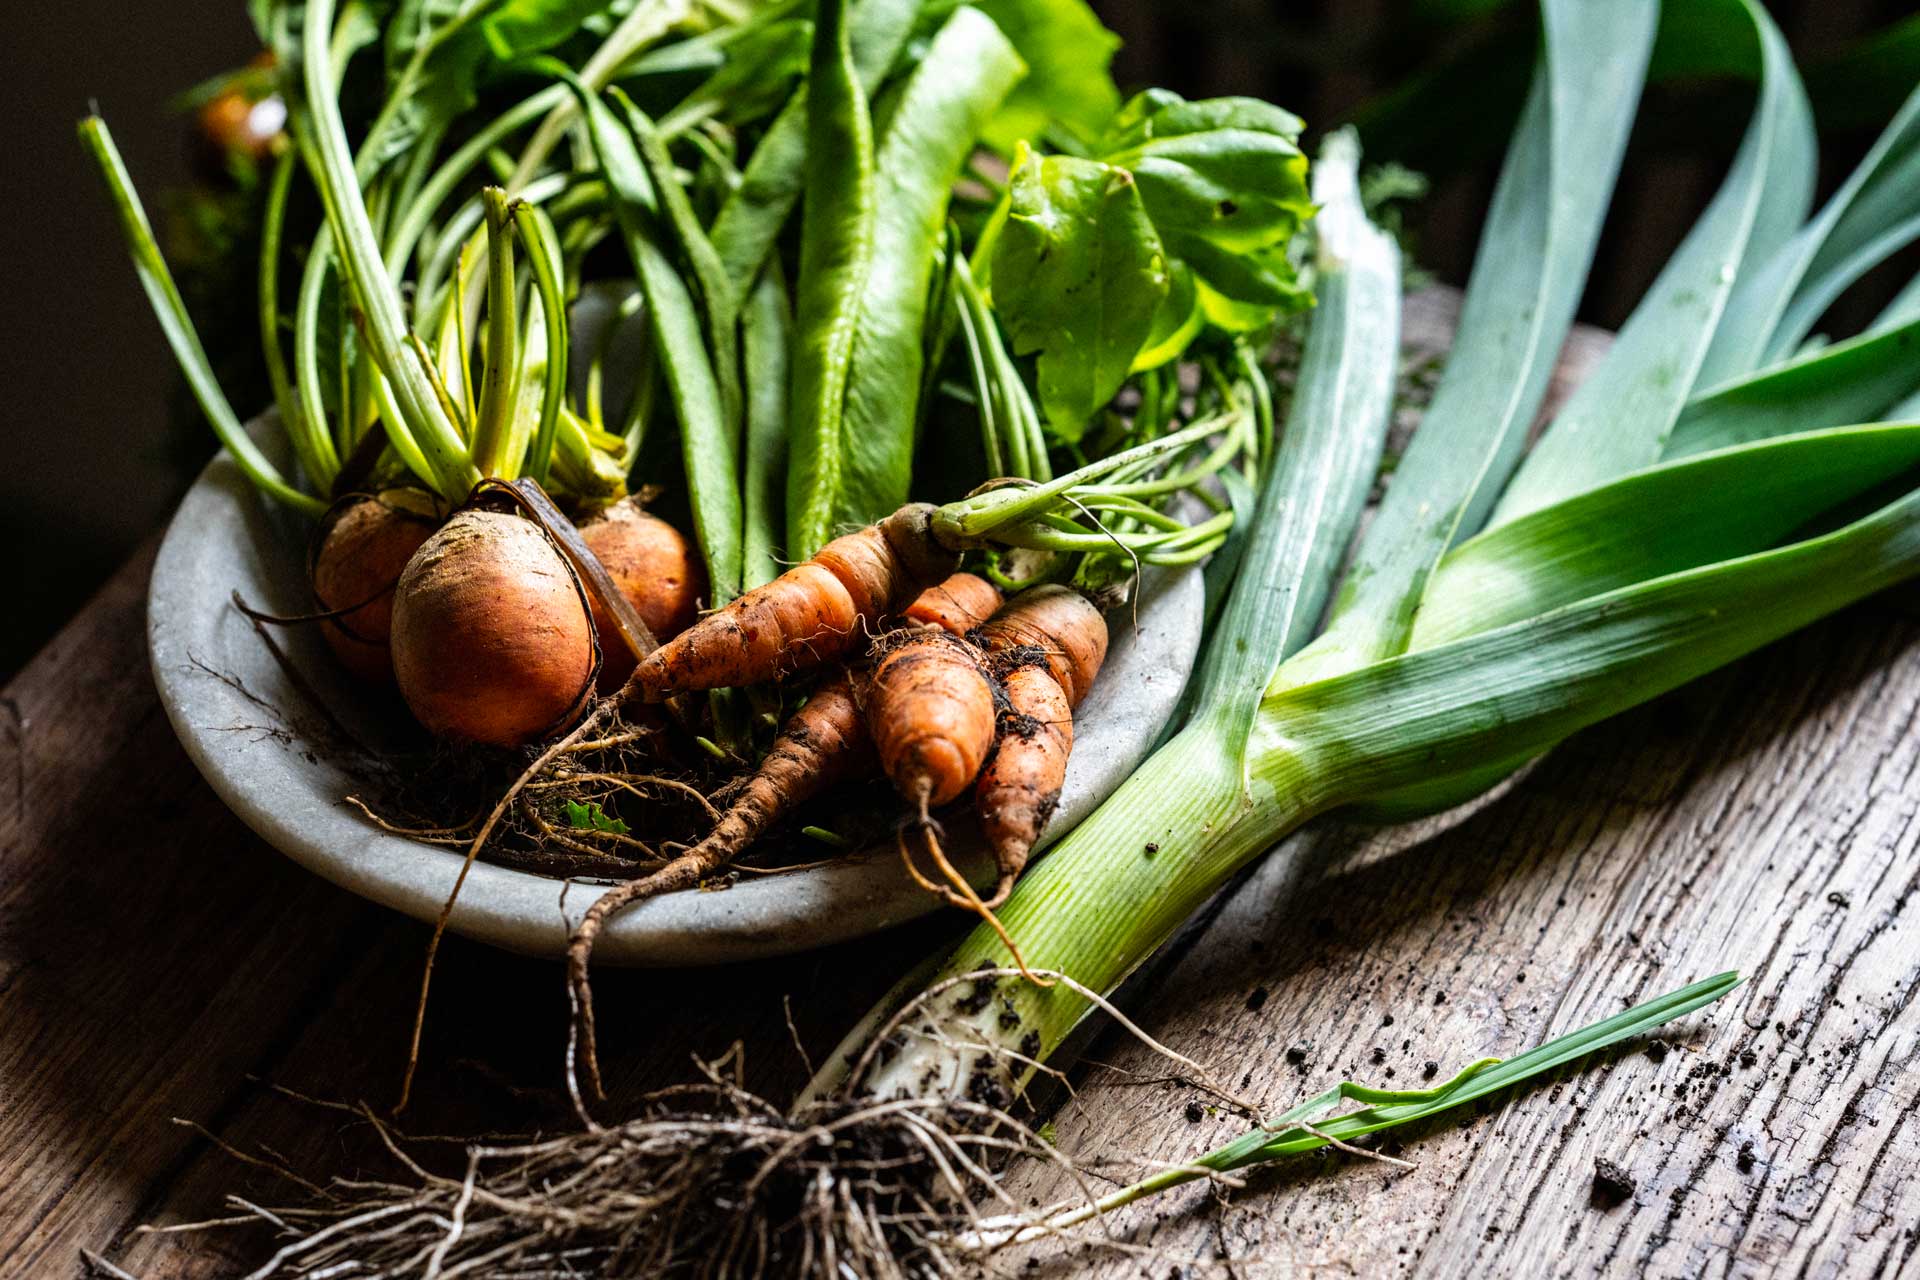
[309,491,438,685]
[390,509,598,747]
[577,495,702,689]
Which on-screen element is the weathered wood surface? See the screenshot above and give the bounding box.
[2,294,1914,1278]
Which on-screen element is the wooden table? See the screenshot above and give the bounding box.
[5,295,1917,1278]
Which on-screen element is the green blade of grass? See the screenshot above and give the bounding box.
[1007,971,1740,1238]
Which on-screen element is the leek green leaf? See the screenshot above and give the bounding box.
[1186,130,1398,762]
[1279,0,1657,685]
[1668,314,1920,458]
[1702,82,1920,380]
[1490,0,1812,522]
[1417,423,1920,651]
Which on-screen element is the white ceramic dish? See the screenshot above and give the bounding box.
[145,425,1205,965]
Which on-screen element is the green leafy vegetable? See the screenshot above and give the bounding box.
[990,145,1168,437]
[1094,90,1313,328]
[959,0,1120,152]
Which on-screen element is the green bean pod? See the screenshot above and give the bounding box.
[799,7,1027,547]
[784,0,878,559]
[558,68,746,603]
[709,0,922,295]
[741,264,793,591]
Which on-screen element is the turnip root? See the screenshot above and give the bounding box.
[311,491,437,685]
[578,496,703,689]
[391,510,596,746]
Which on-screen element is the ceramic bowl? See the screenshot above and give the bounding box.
[146,426,1204,965]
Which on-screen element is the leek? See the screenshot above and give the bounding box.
[810,0,1920,1162]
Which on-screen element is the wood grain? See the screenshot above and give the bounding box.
[3,294,1913,1278]
[998,596,1920,1276]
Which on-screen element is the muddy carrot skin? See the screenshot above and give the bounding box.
[900,571,1001,635]
[971,586,1110,904]
[974,584,1108,706]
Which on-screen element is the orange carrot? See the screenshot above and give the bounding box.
[977,584,1108,705]
[973,664,1074,908]
[631,503,956,696]
[566,668,866,1098]
[900,571,1001,636]
[565,572,996,1100]
[971,586,1110,905]
[866,629,997,811]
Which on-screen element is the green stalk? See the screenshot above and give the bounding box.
[506,0,691,197]
[256,149,339,492]
[383,85,568,275]
[79,117,324,518]
[417,173,572,333]
[513,201,570,487]
[296,0,476,503]
[447,0,693,338]
[934,415,1235,544]
[469,188,520,480]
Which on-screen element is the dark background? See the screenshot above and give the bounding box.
[3,0,1915,677]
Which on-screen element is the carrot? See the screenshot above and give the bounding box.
[866,629,997,811]
[973,663,1074,908]
[971,586,1110,906]
[899,570,1000,635]
[566,669,866,1099]
[631,502,956,696]
[566,571,998,1102]
[976,583,1108,706]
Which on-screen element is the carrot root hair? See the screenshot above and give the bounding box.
[895,787,1051,989]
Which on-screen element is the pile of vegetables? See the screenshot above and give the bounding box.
[88,0,1311,920]
[86,0,1920,1271]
